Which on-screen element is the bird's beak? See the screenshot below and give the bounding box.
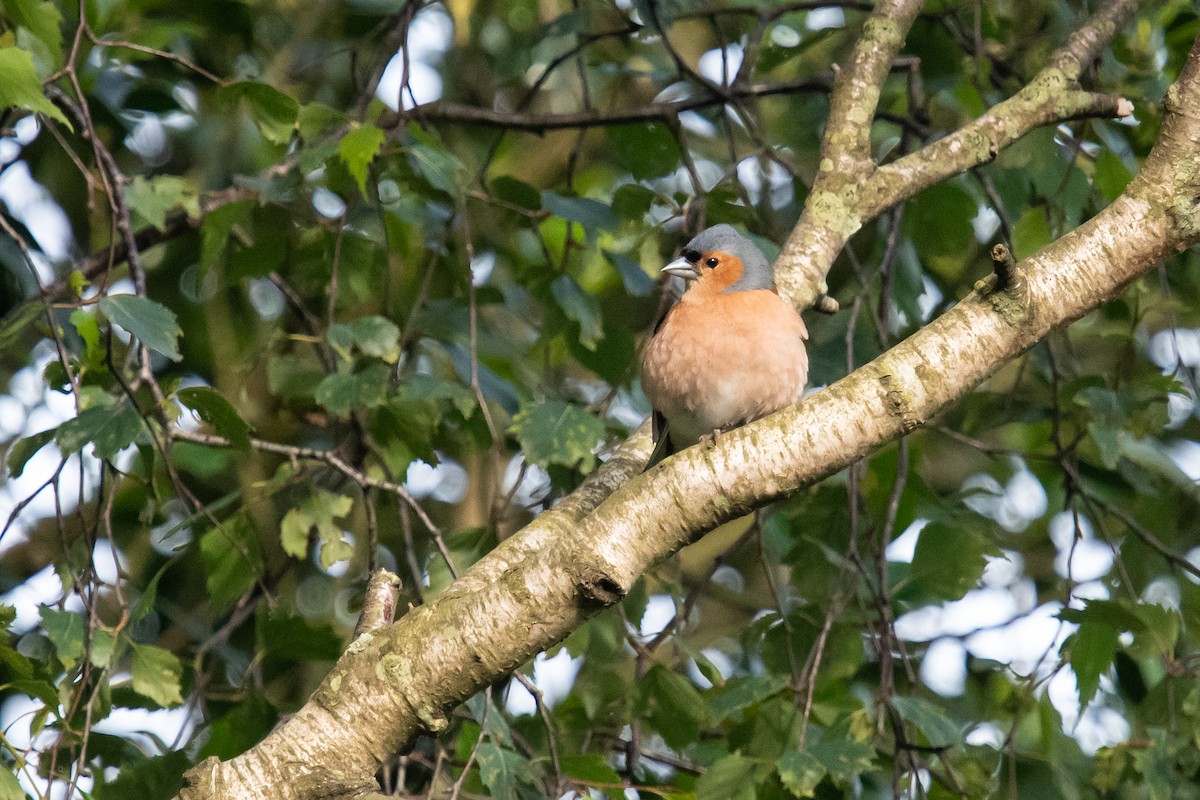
[661,257,700,281]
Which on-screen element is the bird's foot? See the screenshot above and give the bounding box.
[699,428,728,448]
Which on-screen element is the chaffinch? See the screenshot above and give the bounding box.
[641,224,809,467]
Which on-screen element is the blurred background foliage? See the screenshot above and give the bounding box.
[1,0,1200,798]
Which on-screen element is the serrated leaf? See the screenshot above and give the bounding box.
[551,275,603,350]
[125,175,200,231]
[338,123,386,197]
[99,294,182,361]
[806,737,875,780]
[1064,621,1119,711]
[177,386,252,450]
[476,740,539,800]
[637,664,707,749]
[226,81,298,144]
[56,404,142,460]
[130,643,184,707]
[777,750,825,797]
[508,400,605,473]
[315,362,391,415]
[7,427,55,478]
[0,46,70,126]
[908,523,1001,601]
[280,489,354,564]
[710,674,788,720]
[41,607,85,666]
[327,315,401,363]
[199,514,262,615]
[890,696,962,748]
[695,753,762,800]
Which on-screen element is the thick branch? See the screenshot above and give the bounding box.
[774,0,1140,309]
[177,36,1200,800]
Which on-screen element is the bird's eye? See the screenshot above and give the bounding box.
[705,257,719,268]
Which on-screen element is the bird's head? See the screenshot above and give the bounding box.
[661,224,774,294]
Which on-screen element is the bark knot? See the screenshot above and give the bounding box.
[575,565,626,608]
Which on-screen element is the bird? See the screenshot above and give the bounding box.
[641,224,809,468]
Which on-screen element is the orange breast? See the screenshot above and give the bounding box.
[642,289,808,448]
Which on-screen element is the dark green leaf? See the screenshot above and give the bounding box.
[99,294,183,361]
[491,176,542,211]
[0,765,25,800]
[695,753,763,800]
[806,737,876,781]
[56,404,143,460]
[92,750,188,800]
[603,250,655,297]
[637,664,707,749]
[907,523,1001,601]
[551,275,603,349]
[315,362,392,415]
[560,754,623,800]
[327,315,401,363]
[41,607,85,666]
[890,696,962,748]
[2,0,64,69]
[508,400,606,472]
[177,386,252,450]
[1064,621,1119,710]
[199,514,263,615]
[476,741,539,800]
[1011,205,1052,260]
[225,81,298,144]
[541,191,617,235]
[406,127,466,197]
[7,427,56,478]
[606,122,681,180]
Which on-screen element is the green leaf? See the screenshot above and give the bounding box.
[1093,149,1132,203]
[541,191,617,235]
[298,101,345,139]
[606,122,681,180]
[0,47,70,126]
[907,523,1001,601]
[401,373,476,417]
[315,362,391,415]
[0,765,26,800]
[2,0,63,69]
[1064,621,1119,711]
[200,199,254,271]
[476,740,539,800]
[1058,599,1147,633]
[695,753,762,800]
[603,250,655,297]
[890,696,962,748]
[551,275,603,350]
[560,754,623,800]
[710,675,788,721]
[611,183,655,221]
[41,607,85,666]
[338,123,387,198]
[70,308,100,360]
[327,315,401,363]
[99,294,183,361]
[777,751,826,798]
[1011,205,1052,260]
[130,643,184,707]
[177,387,252,450]
[124,175,200,231]
[7,428,56,478]
[806,737,876,781]
[56,404,143,460]
[199,514,263,615]
[508,400,606,473]
[490,176,541,211]
[92,750,188,800]
[280,489,354,567]
[406,126,466,197]
[226,81,298,144]
[637,664,707,749]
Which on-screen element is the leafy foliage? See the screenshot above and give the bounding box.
[0,0,1198,798]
